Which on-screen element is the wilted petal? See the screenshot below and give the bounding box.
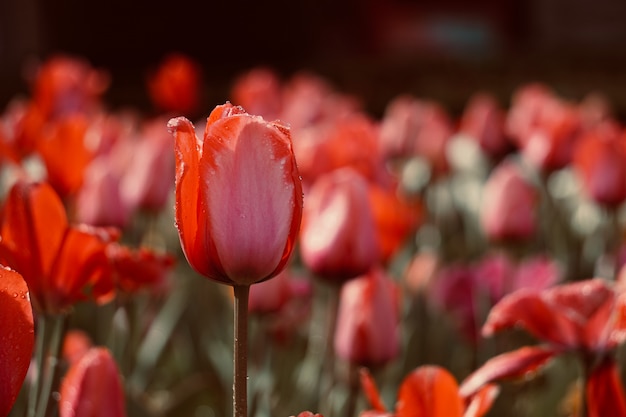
[396,365,463,417]
[59,347,126,417]
[0,267,34,417]
[586,357,626,417]
[459,346,556,398]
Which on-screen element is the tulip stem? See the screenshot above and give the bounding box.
[233,285,250,417]
[35,314,65,417]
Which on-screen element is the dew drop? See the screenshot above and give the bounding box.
[12,293,18,298]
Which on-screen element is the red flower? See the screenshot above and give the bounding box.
[572,125,626,207]
[459,93,509,158]
[0,180,118,314]
[334,267,399,366]
[168,103,303,286]
[480,159,538,242]
[0,267,34,416]
[148,53,202,115]
[59,347,126,417]
[460,279,626,416]
[360,366,498,417]
[300,167,380,282]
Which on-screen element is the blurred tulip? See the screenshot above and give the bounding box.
[0,267,35,417]
[59,347,126,417]
[168,102,303,286]
[459,93,509,158]
[30,55,109,118]
[334,267,399,366]
[300,168,380,283]
[480,160,538,242]
[93,244,175,301]
[461,279,626,416]
[37,114,94,197]
[506,84,581,172]
[148,53,202,115]
[231,67,283,121]
[0,180,119,314]
[62,329,93,367]
[360,366,498,417]
[572,125,626,207]
[120,117,175,212]
[249,269,304,315]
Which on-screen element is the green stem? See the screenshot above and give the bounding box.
[233,285,250,417]
[27,316,47,417]
[35,315,66,417]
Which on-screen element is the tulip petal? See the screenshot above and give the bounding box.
[483,289,578,347]
[586,357,626,417]
[168,116,215,278]
[201,115,299,284]
[359,368,388,412]
[463,384,500,417]
[459,346,556,398]
[0,181,67,310]
[0,267,34,417]
[396,365,463,417]
[59,347,127,417]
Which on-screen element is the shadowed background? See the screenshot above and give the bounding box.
[2,0,626,117]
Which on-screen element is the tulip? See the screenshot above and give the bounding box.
[168,102,302,286]
[480,159,538,242]
[0,180,118,314]
[300,167,380,283]
[0,267,35,417]
[59,347,126,417]
[334,267,399,366]
[460,279,626,417]
[148,53,202,115]
[360,366,498,417]
[169,102,303,417]
[459,93,509,158]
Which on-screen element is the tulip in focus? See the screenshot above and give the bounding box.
[480,159,538,242]
[168,102,303,286]
[300,167,380,283]
[334,267,399,366]
[59,347,126,417]
[0,267,34,417]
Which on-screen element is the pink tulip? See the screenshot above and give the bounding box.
[59,347,126,417]
[168,102,303,286]
[480,160,538,242]
[334,267,399,365]
[300,168,380,282]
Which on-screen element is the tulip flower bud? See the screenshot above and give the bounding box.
[300,167,380,282]
[168,103,303,286]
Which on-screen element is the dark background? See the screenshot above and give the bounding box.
[2,0,626,117]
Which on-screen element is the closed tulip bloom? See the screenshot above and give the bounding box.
[300,167,380,282]
[59,347,126,417]
[480,160,538,242]
[168,103,303,286]
[334,267,399,366]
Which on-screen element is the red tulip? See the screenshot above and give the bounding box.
[300,167,380,282]
[148,53,202,115]
[572,126,626,207]
[460,279,626,416]
[0,267,35,417]
[334,267,399,366]
[231,67,283,121]
[360,366,498,417]
[59,347,126,417]
[480,160,538,242]
[62,329,93,366]
[168,103,303,286]
[459,93,509,158]
[0,180,119,314]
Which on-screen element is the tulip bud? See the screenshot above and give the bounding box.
[168,103,303,286]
